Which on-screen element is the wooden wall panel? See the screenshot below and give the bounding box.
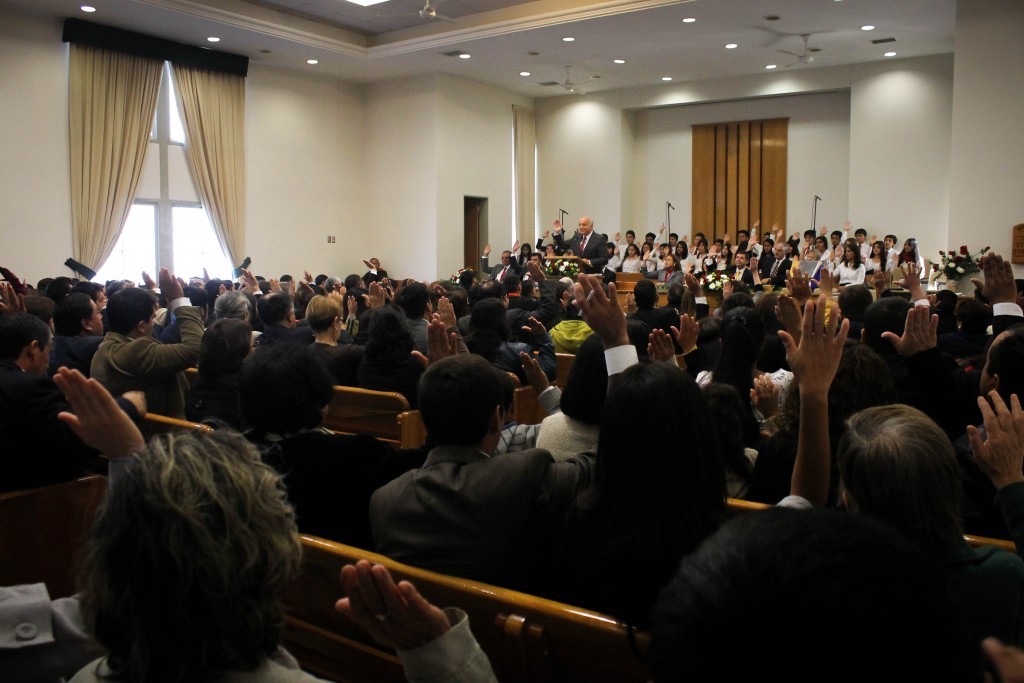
[692,126,715,235]
[691,118,787,244]
[714,125,727,235]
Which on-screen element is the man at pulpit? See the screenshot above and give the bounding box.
[552,216,609,273]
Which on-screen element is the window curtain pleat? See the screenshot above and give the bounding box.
[513,105,536,248]
[171,63,245,267]
[69,44,162,272]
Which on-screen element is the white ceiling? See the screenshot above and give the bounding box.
[1,0,956,97]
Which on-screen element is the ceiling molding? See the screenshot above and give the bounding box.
[132,0,370,57]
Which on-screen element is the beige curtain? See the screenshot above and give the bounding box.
[171,63,245,266]
[69,44,162,271]
[513,105,536,248]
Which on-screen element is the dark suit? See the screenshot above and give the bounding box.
[480,256,522,282]
[764,257,792,289]
[644,268,684,285]
[370,445,593,592]
[553,230,609,272]
[727,266,756,287]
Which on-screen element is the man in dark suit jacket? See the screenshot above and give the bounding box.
[726,252,756,287]
[480,244,522,282]
[552,216,609,273]
[369,354,592,593]
[762,243,792,289]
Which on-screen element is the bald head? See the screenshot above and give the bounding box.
[578,216,594,235]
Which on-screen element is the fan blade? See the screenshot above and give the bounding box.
[777,49,801,57]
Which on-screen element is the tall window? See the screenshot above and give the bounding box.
[95,63,232,284]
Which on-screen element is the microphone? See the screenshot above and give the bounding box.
[814,195,822,201]
[667,202,676,210]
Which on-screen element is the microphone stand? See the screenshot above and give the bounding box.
[666,202,675,233]
[811,195,821,233]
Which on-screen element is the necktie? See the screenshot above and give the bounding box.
[499,266,508,280]
[770,260,780,279]
[580,235,588,254]
[664,269,672,282]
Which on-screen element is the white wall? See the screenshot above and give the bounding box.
[948,0,1024,264]
[536,91,633,241]
[630,91,851,239]
[362,77,439,281]
[0,8,72,286]
[245,63,367,280]
[848,55,953,265]
[435,75,532,278]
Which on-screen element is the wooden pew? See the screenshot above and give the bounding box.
[725,498,1018,552]
[0,476,107,598]
[184,366,200,388]
[555,353,574,387]
[323,387,411,445]
[513,386,547,426]
[282,536,650,683]
[141,413,213,439]
[397,410,427,449]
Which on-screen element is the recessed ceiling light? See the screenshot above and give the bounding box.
[725,43,738,49]
[613,59,625,64]
[562,37,575,42]
[459,53,471,59]
[80,5,96,11]
[861,25,876,31]
[519,71,531,76]
[765,64,777,70]
[306,59,319,65]
[682,17,696,23]
[661,76,673,81]
[884,51,897,57]
[344,0,390,5]
[207,37,220,43]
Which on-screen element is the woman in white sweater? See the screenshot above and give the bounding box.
[831,243,866,286]
[535,334,607,462]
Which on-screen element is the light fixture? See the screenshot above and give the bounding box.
[765,64,777,70]
[519,71,531,76]
[682,17,696,23]
[459,53,471,59]
[562,37,575,42]
[80,5,96,11]
[661,76,673,81]
[861,25,875,31]
[207,37,220,43]
[306,59,319,65]
[613,59,625,64]
[725,43,738,49]
[884,51,897,57]
[344,0,390,5]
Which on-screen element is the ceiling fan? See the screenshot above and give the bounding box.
[777,34,819,67]
[539,66,601,95]
[379,0,455,24]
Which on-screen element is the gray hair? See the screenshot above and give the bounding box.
[214,290,251,321]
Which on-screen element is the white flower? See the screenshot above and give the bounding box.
[956,266,965,274]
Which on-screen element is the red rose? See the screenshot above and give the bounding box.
[960,245,969,255]
[954,255,963,263]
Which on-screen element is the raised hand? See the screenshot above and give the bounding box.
[684,272,704,298]
[483,244,491,257]
[158,267,184,300]
[141,271,157,289]
[512,239,520,252]
[786,270,812,306]
[542,230,551,239]
[519,351,550,395]
[625,292,637,314]
[521,316,547,337]
[968,392,1024,491]
[573,275,627,347]
[54,367,146,458]
[671,313,699,353]
[435,296,457,329]
[0,281,25,315]
[779,298,850,397]
[776,295,804,347]
[367,282,386,309]
[268,278,282,294]
[648,329,677,363]
[336,560,450,651]
[240,268,258,293]
[750,374,780,419]
[975,252,1016,305]
[819,225,827,236]
[614,231,621,243]
[881,305,937,357]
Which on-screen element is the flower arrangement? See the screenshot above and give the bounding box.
[545,258,581,279]
[934,245,989,281]
[699,269,728,292]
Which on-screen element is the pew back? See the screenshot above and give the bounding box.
[282,537,650,683]
[323,387,410,445]
[0,476,107,597]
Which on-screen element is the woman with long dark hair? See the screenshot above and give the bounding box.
[832,243,866,285]
[897,237,924,271]
[554,361,726,626]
